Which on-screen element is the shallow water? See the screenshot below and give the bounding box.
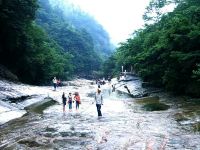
[0,79,200,150]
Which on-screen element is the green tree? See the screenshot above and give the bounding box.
[36,0,111,77]
[108,0,200,96]
[0,0,73,84]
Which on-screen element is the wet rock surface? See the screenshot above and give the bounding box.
[0,77,200,149]
[0,80,51,125]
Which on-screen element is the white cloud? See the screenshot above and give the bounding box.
[66,0,150,45]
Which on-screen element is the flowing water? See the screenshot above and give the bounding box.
[0,78,200,150]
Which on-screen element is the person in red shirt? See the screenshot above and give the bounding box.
[74,92,81,111]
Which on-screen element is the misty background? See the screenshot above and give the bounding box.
[0,0,117,83]
[50,0,151,45]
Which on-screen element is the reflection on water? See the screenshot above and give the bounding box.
[0,79,200,150]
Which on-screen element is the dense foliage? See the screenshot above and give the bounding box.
[0,0,72,84]
[53,0,114,57]
[105,0,200,97]
[36,0,113,77]
[0,0,113,84]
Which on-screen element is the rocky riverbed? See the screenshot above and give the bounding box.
[0,77,200,149]
[0,79,93,125]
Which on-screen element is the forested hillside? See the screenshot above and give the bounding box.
[50,0,114,57]
[0,0,71,84]
[104,0,200,97]
[36,0,114,76]
[0,0,113,84]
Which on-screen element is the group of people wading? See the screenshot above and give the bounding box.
[62,92,81,112]
[53,76,108,117]
[61,88,103,117]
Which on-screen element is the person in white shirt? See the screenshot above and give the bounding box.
[52,77,57,91]
[94,89,103,116]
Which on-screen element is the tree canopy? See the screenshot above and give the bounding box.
[36,0,114,77]
[0,0,113,84]
[104,0,200,97]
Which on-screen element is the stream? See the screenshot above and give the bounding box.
[0,77,200,150]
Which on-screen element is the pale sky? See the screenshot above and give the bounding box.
[68,0,151,45]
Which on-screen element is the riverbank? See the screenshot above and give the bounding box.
[0,76,200,149]
[0,78,94,125]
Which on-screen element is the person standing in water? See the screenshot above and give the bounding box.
[67,93,73,112]
[108,83,112,96]
[52,77,57,91]
[62,92,67,112]
[112,84,116,92]
[74,92,81,111]
[94,89,103,117]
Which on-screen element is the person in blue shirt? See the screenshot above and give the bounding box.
[68,93,73,112]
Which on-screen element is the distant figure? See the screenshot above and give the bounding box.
[62,92,67,112]
[97,83,101,93]
[108,83,112,95]
[53,77,57,91]
[68,93,73,112]
[57,79,61,87]
[102,77,106,85]
[124,70,127,78]
[112,84,115,92]
[94,89,103,117]
[108,77,111,83]
[97,80,101,87]
[74,92,81,111]
[96,79,98,84]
